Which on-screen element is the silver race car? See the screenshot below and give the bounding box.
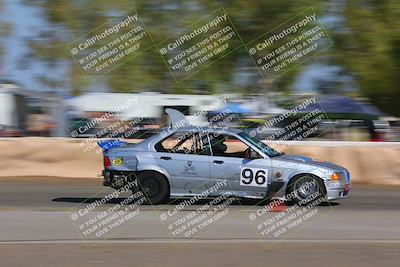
[99,109,351,205]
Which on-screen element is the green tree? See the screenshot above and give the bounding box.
[24,0,321,95]
[0,1,14,76]
[332,0,400,116]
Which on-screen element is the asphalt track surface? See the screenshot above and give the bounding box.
[0,177,399,267]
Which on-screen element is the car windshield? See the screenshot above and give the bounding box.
[238,131,283,157]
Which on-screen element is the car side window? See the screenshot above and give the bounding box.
[210,133,259,159]
[155,132,211,155]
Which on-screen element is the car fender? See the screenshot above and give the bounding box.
[288,168,328,181]
[273,160,330,182]
[136,164,172,187]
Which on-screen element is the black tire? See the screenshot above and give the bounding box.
[132,171,169,205]
[286,174,325,206]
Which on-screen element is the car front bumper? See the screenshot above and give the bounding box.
[324,180,351,200]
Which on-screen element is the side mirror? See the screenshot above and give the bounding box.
[250,149,261,159]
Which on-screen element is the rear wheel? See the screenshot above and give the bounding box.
[132,172,169,205]
[287,174,325,206]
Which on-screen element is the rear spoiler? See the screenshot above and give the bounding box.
[97,139,127,151]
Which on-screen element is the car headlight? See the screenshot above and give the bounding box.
[330,172,340,181]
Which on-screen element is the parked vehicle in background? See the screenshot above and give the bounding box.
[0,83,27,137]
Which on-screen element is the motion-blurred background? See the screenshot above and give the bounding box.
[0,0,399,142]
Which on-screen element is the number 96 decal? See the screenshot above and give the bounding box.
[240,167,268,187]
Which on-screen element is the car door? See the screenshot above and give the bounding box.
[154,131,211,194]
[208,133,271,198]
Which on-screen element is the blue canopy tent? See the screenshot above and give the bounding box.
[298,95,383,120]
[209,102,254,115]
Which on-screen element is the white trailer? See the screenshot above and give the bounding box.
[67,92,230,124]
[0,83,27,136]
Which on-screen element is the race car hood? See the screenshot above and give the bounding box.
[274,154,345,172]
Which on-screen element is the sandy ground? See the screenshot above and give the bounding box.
[0,138,399,184]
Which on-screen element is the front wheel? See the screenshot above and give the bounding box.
[132,172,169,205]
[287,175,325,206]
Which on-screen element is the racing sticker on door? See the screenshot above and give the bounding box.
[240,167,268,187]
